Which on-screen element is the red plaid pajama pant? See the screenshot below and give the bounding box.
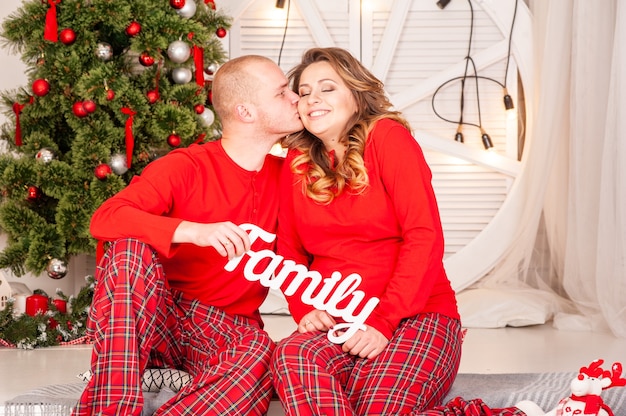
[72,238,275,416]
[271,314,525,416]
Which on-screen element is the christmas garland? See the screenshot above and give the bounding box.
[0,275,94,349]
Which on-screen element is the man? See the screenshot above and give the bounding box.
[72,55,303,416]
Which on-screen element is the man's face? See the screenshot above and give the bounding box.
[255,62,303,137]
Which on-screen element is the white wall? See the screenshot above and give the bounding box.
[0,0,29,126]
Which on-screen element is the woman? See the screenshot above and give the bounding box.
[270,47,463,415]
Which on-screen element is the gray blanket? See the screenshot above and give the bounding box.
[4,372,626,415]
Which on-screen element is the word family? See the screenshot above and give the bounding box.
[225,224,379,344]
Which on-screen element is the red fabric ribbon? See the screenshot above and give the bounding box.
[193,45,205,87]
[121,107,137,169]
[44,0,61,42]
[12,97,34,146]
[187,33,205,87]
[570,394,607,415]
[194,133,206,144]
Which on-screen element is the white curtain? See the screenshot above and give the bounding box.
[476,0,626,338]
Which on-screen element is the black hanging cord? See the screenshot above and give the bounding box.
[432,0,519,140]
[503,0,519,89]
[457,0,475,128]
[277,0,291,67]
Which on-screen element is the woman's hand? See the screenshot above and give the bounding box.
[341,325,389,359]
[298,310,336,333]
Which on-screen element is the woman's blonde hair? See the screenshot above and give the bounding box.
[283,47,410,204]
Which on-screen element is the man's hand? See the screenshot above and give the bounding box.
[173,221,250,259]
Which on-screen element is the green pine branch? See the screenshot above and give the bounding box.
[0,0,230,275]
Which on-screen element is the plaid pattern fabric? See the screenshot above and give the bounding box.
[72,238,274,416]
[271,314,464,416]
[414,396,526,415]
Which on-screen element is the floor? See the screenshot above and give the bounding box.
[1,317,625,415]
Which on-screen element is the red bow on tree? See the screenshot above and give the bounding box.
[12,97,34,146]
[44,0,62,42]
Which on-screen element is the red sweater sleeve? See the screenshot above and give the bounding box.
[364,120,449,337]
[90,150,194,258]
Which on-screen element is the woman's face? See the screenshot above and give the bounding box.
[297,61,358,146]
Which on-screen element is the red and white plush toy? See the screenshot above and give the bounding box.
[516,359,626,416]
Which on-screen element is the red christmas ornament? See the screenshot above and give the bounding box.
[205,0,216,10]
[106,89,115,101]
[59,28,76,45]
[94,163,112,180]
[139,52,155,67]
[125,21,141,37]
[147,90,160,104]
[82,99,97,113]
[170,0,186,9]
[167,134,181,148]
[32,79,50,97]
[216,27,227,38]
[27,186,41,201]
[72,101,88,117]
[207,89,213,105]
[194,104,205,114]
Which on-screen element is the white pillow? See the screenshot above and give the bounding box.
[457,288,555,328]
[78,368,192,393]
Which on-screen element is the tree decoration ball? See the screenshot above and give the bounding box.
[72,101,88,118]
[147,90,160,104]
[177,0,197,18]
[139,52,155,67]
[167,134,182,148]
[170,0,186,9]
[32,79,50,97]
[172,67,193,84]
[35,148,56,163]
[125,21,141,37]
[82,100,97,113]
[94,163,112,180]
[95,42,113,61]
[27,186,41,201]
[110,153,129,175]
[46,258,68,279]
[167,40,191,64]
[60,28,76,45]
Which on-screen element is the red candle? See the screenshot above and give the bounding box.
[25,294,48,316]
[52,298,67,314]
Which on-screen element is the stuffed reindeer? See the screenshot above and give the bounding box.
[516,359,626,416]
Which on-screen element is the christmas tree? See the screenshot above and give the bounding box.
[0,0,230,277]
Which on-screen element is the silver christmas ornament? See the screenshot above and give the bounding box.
[110,153,129,175]
[199,108,215,127]
[167,40,191,64]
[204,63,219,76]
[35,148,56,163]
[172,67,193,84]
[46,258,68,280]
[95,42,113,61]
[176,0,197,18]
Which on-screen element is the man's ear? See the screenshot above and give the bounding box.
[235,103,255,123]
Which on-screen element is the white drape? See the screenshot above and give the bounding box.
[475,0,626,337]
